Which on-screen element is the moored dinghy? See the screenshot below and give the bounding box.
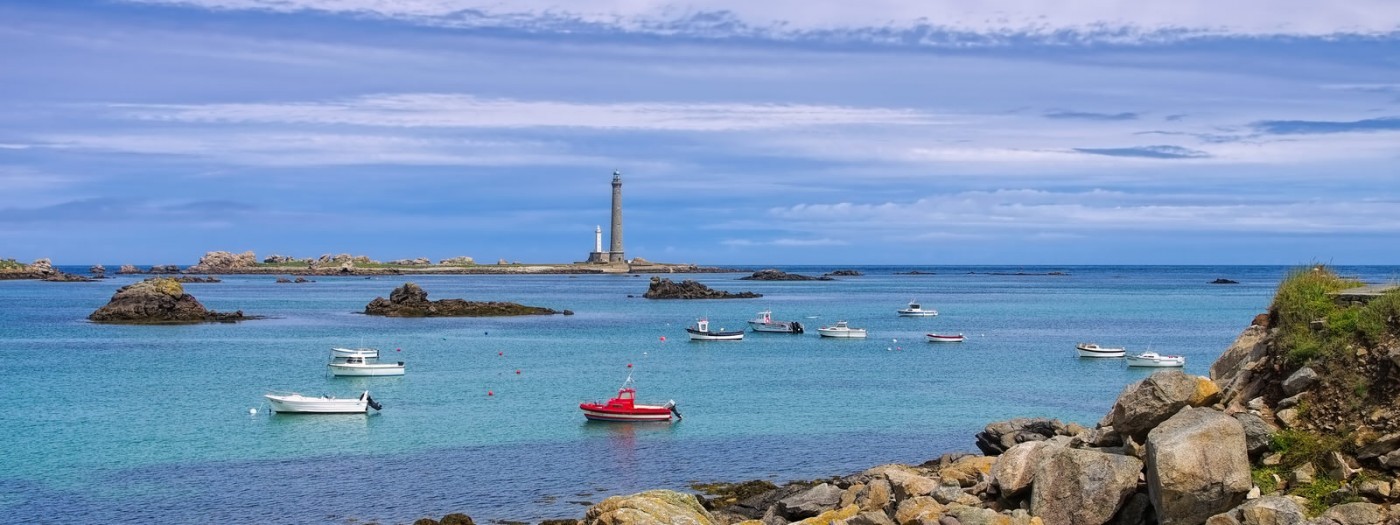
[687,318,745,341]
[926,333,965,343]
[264,390,382,414]
[1075,342,1126,358]
[1125,351,1185,368]
[327,347,405,376]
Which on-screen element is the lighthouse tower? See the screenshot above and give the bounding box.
[608,171,624,263]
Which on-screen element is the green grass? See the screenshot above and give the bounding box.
[0,258,24,271]
[1270,266,1364,365]
[1358,290,1400,346]
[1269,429,1345,470]
[1252,467,1281,494]
[1290,477,1345,516]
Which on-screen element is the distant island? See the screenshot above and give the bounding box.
[364,282,568,317]
[107,251,739,276]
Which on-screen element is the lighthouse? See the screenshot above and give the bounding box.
[608,170,624,263]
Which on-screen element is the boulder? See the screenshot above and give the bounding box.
[864,465,938,501]
[1356,479,1390,499]
[846,510,897,525]
[1275,409,1301,430]
[740,269,834,281]
[1115,493,1154,525]
[1109,371,1210,442]
[940,456,997,488]
[975,418,1073,455]
[1211,496,1307,525]
[858,479,893,512]
[1233,413,1279,459]
[1355,432,1400,460]
[1290,463,1315,486]
[1282,368,1318,397]
[778,484,845,520]
[440,513,474,525]
[894,496,946,525]
[643,277,762,299]
[1029,447,1143,525]
[439,256,476,266]
[991,441,1052,498]
[188,250,256,272]
[364,283,559,317]
[88,278,248,324]
[1210,325,1271,408]
[793,505,859,525]
[1145,407,1252,525]
[1319,502,1383,525]
[584,490,716,525]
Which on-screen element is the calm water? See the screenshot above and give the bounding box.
[3,265,1396,524]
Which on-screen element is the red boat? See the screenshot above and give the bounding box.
[580,375,680,422]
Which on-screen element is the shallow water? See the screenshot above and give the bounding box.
[2,265,1394,523]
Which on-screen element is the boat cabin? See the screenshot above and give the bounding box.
[605,388,637,409]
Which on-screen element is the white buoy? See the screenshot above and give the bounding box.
[249,408,258,415]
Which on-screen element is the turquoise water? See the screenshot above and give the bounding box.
[3,265,1395,523]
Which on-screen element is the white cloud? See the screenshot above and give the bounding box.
[722,238,848,247]
[113,94,942,131]
[124,0,1400,41]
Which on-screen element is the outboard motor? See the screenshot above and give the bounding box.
[669,404,683,420]
[792,322,803,334]
[366,395,383,411]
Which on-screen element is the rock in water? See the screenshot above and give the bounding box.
[1145,407,1251,525]
[1030,447,1143,525]
[364,282,559,317]
[584,490,716,525]
[739,269,833,281]
[642,277,762,299]
[88,278,248,324]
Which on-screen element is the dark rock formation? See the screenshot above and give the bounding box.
[43,272,97,282]
[88,278,249,324]
[276,276,314,283]
[89,265,106,278]
[739,269,834,281]
[148,265,181,274]
[643,277,761,299]
[170,276,222,283]
[824,269,863,277]
[895,270,936,275]
[1210,278,1240,284]
[974,417,1075,456]
[364,283,559,317]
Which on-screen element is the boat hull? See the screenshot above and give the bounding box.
[817,329,867,338]
[898,311,938,317]
[749,322,803,334]
[265,394,368,414]
[926,334,965,343]
[328,363,405,376]
[1075,344,1126,358]
[686,328,744,341]
[579,403,674,422]
[1126,357,1186,368]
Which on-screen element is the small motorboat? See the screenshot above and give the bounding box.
[817,320,867,338]
[897,301,938,317]
[687,318,744,341]
[579,375,680,422]
[264,390,382,414]
[1126,351,1186,368]
[1076,342,1126,358]
[748,310,804,334]
[926,333,965,343]
[328,347,405,376]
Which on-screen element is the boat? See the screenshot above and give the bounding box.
[264,390,382,414]
[817,320,867,338]
[327,347,405,376]
[897,301,938,317]
[686,318,745,341]
[926,333,965,343]
[1075,342,1126,358]
[748,310,804,334]
[1125,351,1186,368]
[579,374,680,422]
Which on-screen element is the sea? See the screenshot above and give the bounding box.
[3,265,1397,524]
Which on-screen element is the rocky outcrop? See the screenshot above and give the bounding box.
[88,278,249,324]
[439,256,475,266]
[1211,279,1240,284]
[118,264,141,274]
[89,265,106,278]
[1029,447,1142,525]
[583,490,715,525]
[364,283,559,317]
[991,441,1055,498]
[974,418,1078,455]
[388,258,433,266]
[1145,407,1251,525]
[188,250,256,272]
[170,276,222,283]
[0,258,57,280]
[43,272,96,282]
[1108,371,1217,442]
[739,269,834,281]
[643,278,761,299]
[824,270,863,277]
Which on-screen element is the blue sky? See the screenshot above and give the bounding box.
[1,1,1398,265]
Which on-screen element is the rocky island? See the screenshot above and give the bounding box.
[410,265,1400,525]
[88,278,250,324]
[364,282,564,317]
[0,258,56,280]
[643,277,762,299]
[739,269,834,281]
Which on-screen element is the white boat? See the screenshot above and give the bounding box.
[748,310,804,334]
[817,321,867,338]
[1125,351,1186,368]
[926,333,965,343]
[264,390,382,414]
[328,347,405,377]
[897,301,938,317]
[1076,342,1126,358]
[686,318,745,341]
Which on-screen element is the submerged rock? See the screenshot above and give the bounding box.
[88,278,248,324]
[364,282,559,317]
[642,277,761,299]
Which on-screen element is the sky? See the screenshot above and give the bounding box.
[1,1,1399,265]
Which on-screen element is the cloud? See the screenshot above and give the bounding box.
[1251,116,1400,135]
[0,198,263,224]
[1073,145,1210,159]
[721,238,848,247]
[114,94,942,131]
[1044,110,1140,121]
[121,0,1400,44]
